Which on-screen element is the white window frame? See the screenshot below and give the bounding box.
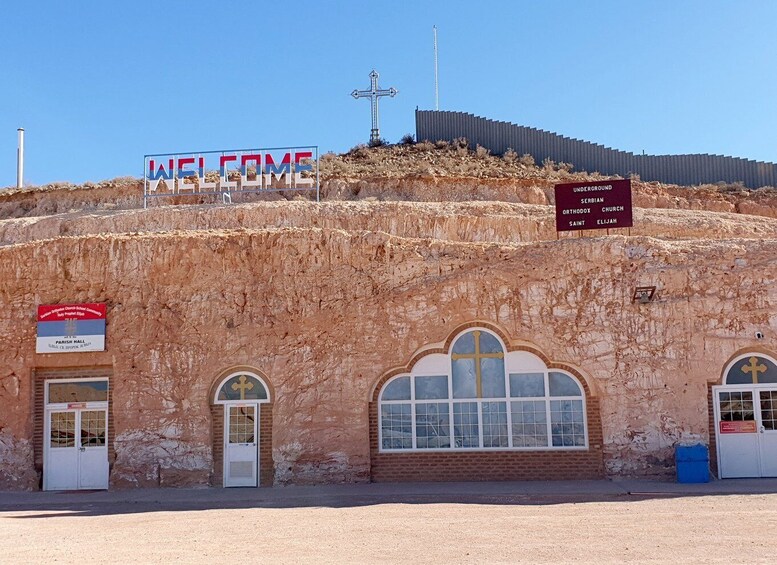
[378,330,588,453]
[723,353,777,387]
[45,377,109,409]
[213,371,272,405]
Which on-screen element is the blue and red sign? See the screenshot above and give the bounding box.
[37,304,106,353]
[144,146,319,205]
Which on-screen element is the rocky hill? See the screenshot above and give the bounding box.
[2,142,777,223]
[2,141,777,485]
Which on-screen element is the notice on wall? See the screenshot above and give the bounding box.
[36,303,106,353]
[554,179,633,232]
[719,421,757,434]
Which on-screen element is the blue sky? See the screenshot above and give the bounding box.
[1,1,775,187]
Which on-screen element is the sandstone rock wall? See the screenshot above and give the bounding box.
[3,201,777,250]
[1,207,775,488]
[4,175,777,220]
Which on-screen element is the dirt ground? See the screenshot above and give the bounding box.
[1,491,776,563]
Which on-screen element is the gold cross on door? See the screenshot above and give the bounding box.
[451,330,504,397]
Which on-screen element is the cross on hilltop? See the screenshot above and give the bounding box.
[351,70,397,144]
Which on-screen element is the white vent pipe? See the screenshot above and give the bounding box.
[16,128,24,189]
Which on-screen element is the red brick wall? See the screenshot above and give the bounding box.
[707,384,719,479]
[369,396,604,482]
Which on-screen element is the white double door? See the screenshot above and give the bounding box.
[44,407,109,490]
[224,404,260,487]
[714,386,777,478]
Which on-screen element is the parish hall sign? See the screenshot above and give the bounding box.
[554,179,633,232]
[144,146,319,207]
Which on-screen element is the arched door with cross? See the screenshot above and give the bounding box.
[714,353,777,478]
[214,372,270,487]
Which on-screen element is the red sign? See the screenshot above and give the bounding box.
[720,421,757,434]
[37,303,106,322]
[554,179,633,232]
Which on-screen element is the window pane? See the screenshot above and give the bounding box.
[549,372,582,397]
[381,403,412,449]
[382,376,411,401]
[481,358,506,398]
[452,332,475,354]
[510,400,548,447]
[415,375,449,400]
[509,373,545,397]
[478,332,503,354]
[761,391,777,431]
[415,403,450,448]
[80,410,106,447]
[483,401,508,447]
[50,412,76,448]
[228,406,256,444]
[453,402,479,448]
[719,391,755,421]
[551,399,585,446]
[48,381,108,403]
[452,359,477,399]
[218,374,268,401]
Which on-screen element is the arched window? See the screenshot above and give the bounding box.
[379,329,587,451]
[724,354,777,385]
[214,372,270,403]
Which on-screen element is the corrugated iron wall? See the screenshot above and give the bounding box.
[416,110,776,188]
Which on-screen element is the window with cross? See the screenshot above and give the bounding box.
[725,355,777,385]
[379,329,588,451]
[217,373,269,402]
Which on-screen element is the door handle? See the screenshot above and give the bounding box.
[760,426,766,433]
[79,447,86,452]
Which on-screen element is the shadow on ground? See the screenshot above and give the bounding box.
[3,478,777,518]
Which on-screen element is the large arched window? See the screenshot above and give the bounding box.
[379,329,587,451]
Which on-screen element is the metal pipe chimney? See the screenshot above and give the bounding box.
[16,128,24,189]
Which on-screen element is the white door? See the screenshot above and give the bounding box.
[715,386,777,478]
[44,408,109,490]
[224,404,259,487]
[757,389,777,476]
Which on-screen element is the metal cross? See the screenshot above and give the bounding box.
[451,330,505,397]
[351,70,397,144]
[231,375,254,400]
[741,356,767,383]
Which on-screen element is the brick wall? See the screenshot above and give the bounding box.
[707,384,719,479]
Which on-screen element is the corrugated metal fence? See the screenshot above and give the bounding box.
[416,110,776,188]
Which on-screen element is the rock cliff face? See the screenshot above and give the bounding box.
[1,197,776,489]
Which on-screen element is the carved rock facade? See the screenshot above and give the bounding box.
[1,201,775,489]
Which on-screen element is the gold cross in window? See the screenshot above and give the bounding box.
[231,375,254,399]
[451,330,504,397]
[741,356,767,383]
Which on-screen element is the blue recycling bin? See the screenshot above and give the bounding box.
[675,444,710,483]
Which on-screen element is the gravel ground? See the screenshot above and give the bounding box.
[1,491,776,563]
